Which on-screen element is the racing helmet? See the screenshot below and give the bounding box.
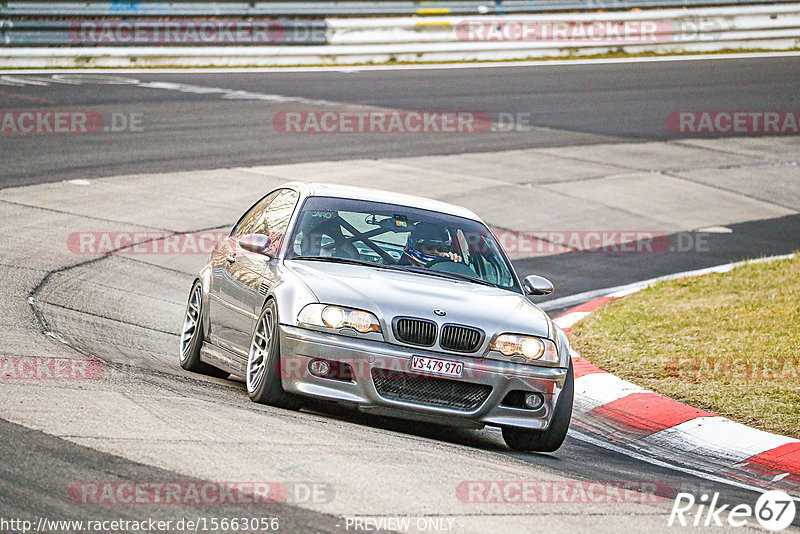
[404,222,453,265]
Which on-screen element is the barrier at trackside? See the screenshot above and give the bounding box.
[0,3,798,67]
[2,0,797,17]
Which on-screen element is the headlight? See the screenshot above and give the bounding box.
[298,304,381,334]
[492,334,559,364]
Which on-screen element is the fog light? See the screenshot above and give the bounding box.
[523,393,544,410]
[308,359,331,377]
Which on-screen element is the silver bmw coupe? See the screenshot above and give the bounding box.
[180,182,574,452]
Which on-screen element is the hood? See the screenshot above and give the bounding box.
[285,260,551,340]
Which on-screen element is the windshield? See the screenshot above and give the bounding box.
[285,196,521,292]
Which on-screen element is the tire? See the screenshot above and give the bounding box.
[502,360,574,453]
[179,281,229,379]
[246,299,302,410]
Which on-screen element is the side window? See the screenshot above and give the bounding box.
[479,236,513,287]
[251,189,299,252]
[233,190,280,239]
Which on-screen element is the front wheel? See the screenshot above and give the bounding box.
[179,281,229,379]
[502,360,573,453]
[246,300,302,410]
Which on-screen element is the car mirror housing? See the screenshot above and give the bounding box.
[239,233,273,257]
[523,275,554,296]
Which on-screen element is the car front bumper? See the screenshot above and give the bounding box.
[279,325,569,430]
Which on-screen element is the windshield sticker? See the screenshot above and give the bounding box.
[310,211,334,218]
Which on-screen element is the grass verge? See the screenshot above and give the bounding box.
[570,254,800,438]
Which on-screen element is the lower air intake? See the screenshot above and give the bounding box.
[371,368,491,412]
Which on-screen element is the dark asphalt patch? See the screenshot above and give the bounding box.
[520,213,800,315]
[0,418,363,533]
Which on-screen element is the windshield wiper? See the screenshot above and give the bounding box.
[395,266,495,287]
[289,256,396,270]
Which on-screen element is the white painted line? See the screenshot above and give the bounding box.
[66,179,91,186]
[134,80,381,109]
[1,51,798,75]
[569,429,798,499]
[602,264,739,297]
[553,311,589,329]
[641,417,800,465]
[0,74,50,86]
[541,253,797,311]
[607,285,650,298]
[574,372,648,411]
[540,288,621,312]
[559,252,800,489]
[695,226,733,234]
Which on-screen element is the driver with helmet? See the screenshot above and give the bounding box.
[403,222,463,266]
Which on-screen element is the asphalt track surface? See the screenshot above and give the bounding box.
[1,56,799,532]
[1,55,799,187]
[0,418,352,533]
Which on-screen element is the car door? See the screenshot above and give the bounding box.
[243,188,299,316]
[210,189,299,357]
[208,190,279,354]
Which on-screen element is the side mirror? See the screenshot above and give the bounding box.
[523,275,554,296]
[239,233,272,257]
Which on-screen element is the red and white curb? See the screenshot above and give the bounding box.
[554,254,800,495]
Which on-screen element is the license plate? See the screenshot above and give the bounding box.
[410,356,463,378]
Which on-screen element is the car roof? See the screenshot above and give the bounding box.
[283,181,484,222]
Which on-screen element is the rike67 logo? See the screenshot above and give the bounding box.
[669,491,796,531]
